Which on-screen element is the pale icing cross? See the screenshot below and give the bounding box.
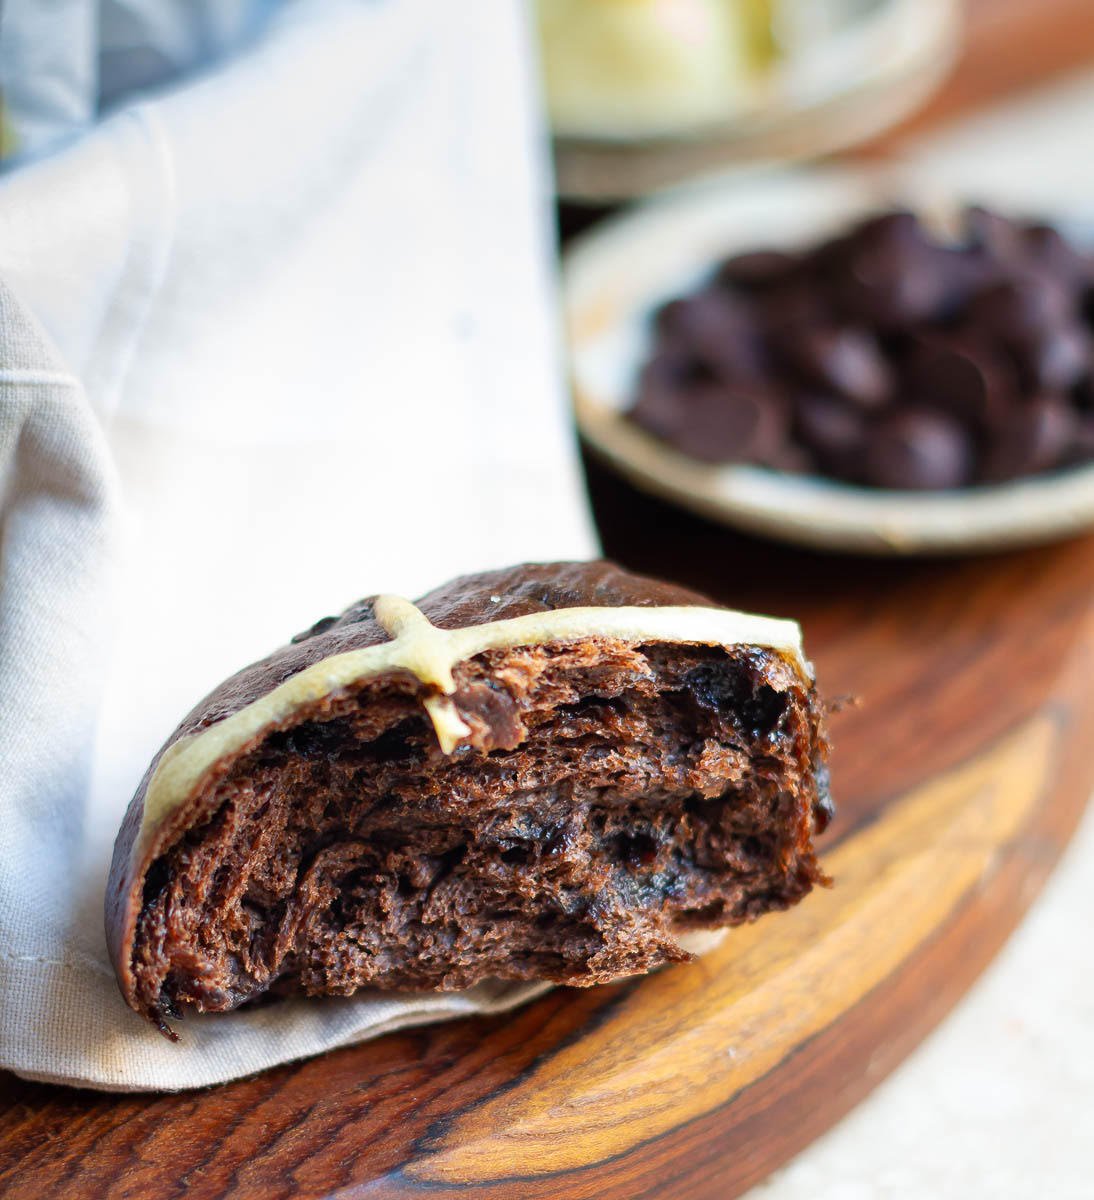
[138,595,807,848]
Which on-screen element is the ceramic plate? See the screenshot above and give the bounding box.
[564,168,1094,555]
[553,0,959,201]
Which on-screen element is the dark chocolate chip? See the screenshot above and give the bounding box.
[683,662,787,738]
[848,209,924,249]
[1070,415,1094,462]
[968,275,1073,344]
[965,206,1028,262]
[740,683,788,739]
[653,290,765,381]
[934,245,1009,322]
[980,394,1077,481]
[794,393,865,464]
[865,409,975,490]
[1019,323,1091,393]
[805,229,858,279]
[901,337,1017,428]
[629,350,713,439]
[716,249,798,292]
[1080,284,1094,330]
[267,718,354,759]
[1072,373,1094,412]
[660,383,786,465]
[654,289,748,342]
[653,297,693,336]
[684,661,750,712]
[1023,222,1093,287]
[785,327,891,408]
[828,242,946,329]
[759,281,824,336]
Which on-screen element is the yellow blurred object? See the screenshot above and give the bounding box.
[0,100,17,162]
[536,0,772,140]
[738,0,779,63]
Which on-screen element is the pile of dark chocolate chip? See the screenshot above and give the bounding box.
[628,208,1094,489]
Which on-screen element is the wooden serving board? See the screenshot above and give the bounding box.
[1,456,1092,1199]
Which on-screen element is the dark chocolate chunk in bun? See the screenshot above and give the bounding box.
[106,561,830,1036]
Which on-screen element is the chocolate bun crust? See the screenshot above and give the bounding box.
[106,561,830,1035]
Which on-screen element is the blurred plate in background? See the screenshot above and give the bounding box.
[564,168,1094,555]
[546,0,960,201]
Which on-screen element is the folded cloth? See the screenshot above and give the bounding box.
[0,0,592,1091]
[0,0,274,162]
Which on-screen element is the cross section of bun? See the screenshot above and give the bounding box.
[105,561,831,1036]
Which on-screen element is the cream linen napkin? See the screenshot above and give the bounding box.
[0,0,593,1091]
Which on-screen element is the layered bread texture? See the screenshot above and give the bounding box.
[106,562,830,1035]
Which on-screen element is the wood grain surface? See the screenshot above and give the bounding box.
[861,0,1094,153]
[1,456,1092,1199]
[4,3,1094,1195]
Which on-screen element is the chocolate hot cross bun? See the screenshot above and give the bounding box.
[106,561,831,1035]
